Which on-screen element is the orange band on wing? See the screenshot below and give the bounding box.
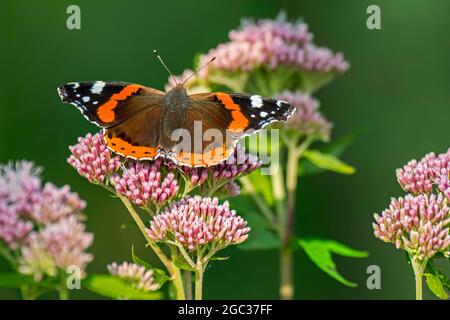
[97,85,142,123]
[176,144,233,166]
[105,132,159,159]
[216,93,249,132]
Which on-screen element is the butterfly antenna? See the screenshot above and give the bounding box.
[182,56,216,85]
[153,50,178,85]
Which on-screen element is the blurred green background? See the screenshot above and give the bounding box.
[1,0,449,299]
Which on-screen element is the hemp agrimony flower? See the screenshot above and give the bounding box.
[147,196,250,251]
[108,261,160,292]
[0,161,93,299]
[373,148,450,299]
[67,131,257,299]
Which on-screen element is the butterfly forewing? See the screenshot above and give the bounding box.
[57,81,164,128]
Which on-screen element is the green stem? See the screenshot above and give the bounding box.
[411,256,427,300]
[118,195,185,299]
[279,248,294,300]
[280,136,314,300]
[239,176,276,225]
[184,271,193,300]
[195,253,204,300]
[58,286,69,300]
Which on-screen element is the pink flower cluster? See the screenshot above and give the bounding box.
[374,149,450,260]
[111,160,179,207]
[396,149,450,198]
[108,261,160,292]
[146,196,250,251]
[68,132,121,184]
[373,193,450,260]
[0,162,41,248]
[31,183,86,225]
[167,15,348,90]
[0,204,32,250]
[0,161,93,280]
[276,91,332,141]
[68,133,260,204]
[20,216,93,280]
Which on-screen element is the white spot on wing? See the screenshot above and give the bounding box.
[276,100,288,108]
[250,95,263,108]
[82,96,90,102]
[91,81,105,94]
[68,82,80,89]
[260,111,268,117]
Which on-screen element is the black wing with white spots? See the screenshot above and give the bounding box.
[57,81,164,128]
[227,93,295,131]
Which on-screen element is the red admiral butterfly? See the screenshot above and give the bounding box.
[57,51,295,167]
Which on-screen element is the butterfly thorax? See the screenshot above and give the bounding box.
[159,85,190,148]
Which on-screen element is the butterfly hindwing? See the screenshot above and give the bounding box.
[57,81,164,128]
[104,105,165,160]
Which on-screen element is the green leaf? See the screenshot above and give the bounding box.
[131,245,170,286]
[173,256,196,272]
[424,273,449,299]
[0,273,36,289]
[298,130,361,176]
[302,150,355,175]
[209,256,230,261]
[297,238,368,287]
[131,245,152,269]
[426,260,450,297]
[83,274,163,300]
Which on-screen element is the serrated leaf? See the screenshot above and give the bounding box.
[298,130,360,176]
[297,238,368,287]
[83,274,163,300]
[302,150,355,175]
[424,273,449,299]
[322,240,369,258]
[0,273,36,289]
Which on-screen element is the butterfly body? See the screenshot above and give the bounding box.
[58,81,295,167]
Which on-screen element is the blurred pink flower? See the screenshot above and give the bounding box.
[275,91,332,141]
[373,193,450,260]
[0,161,42,214]
[111,159,179,207]
[31,183,86,225]
[68,132,121,184]
[108,261,160,292]
[0,203,33,250]
[167,15,349,91]
[20,215,94,280]
[146,196,250,251]
[0,160,93,280]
